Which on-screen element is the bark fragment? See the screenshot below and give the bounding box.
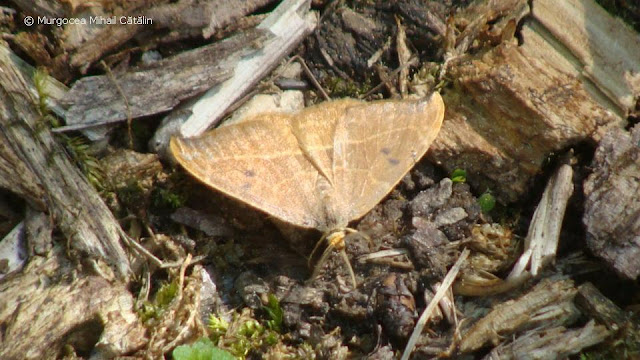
[0,44,131,279]
[583,123,640,279]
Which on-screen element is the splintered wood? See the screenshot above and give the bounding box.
[459,279,579,353]
[0,44,131,279]
[0,249,146,359]
[431,0,633,203]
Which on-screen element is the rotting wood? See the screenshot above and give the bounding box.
[59,29,266,137]
[0,43,131,279]
[0,221,26,280]
[148,0,276,39]
[484,320,610,360]
[0,50,67,209]
[0,127,46,210]
[69,24,142,73]
[10,0,66,18]
[8,0,275,76]
[180,0,317,138]
[583,123,640,279]
[575,282,630,332]
[458,279,578,353]
[0,247,146,359]
[3,46,68,118]
[25,207,52,257]
[530,0,640,115]
[431,0,629,203]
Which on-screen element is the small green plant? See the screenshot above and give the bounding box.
[324,76,372,97]
[450,168,467,183]
[263,294,283,333]
[139,281,179,322]
[63,136,106,191]
[33,67,60,128]
[478,191,496,213]
[151,187,187,210]
[172,337,235,360]
[208,315,229,343]
[33,69,107,191]
[205,295,290,358]
[155,281,178,307]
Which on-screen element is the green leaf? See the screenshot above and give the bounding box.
[478,192,496,213]
[172,337,235,360]
[450,169,467,183]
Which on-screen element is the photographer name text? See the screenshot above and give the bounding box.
[36,15,152,27]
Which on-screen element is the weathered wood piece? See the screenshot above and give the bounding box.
[531,0,640,114]
[180,0,317,137]
[0,248,146,359]
[9,0,66,17]
[0,48,67,209]
[3,45,68,118]
[484,320,609,360]
[509,164,574,278]
[0,221,26,280]
[0,44,131,279]
[60,29,267,135]
[575,282,629,331]
[9,0,274,75]
[0,128,46,210]
[430,0,630,202]
[68,24,141,73]
[583,123,640,279]
[148,0,276,39]
[459,279,578,353]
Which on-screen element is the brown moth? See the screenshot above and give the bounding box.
[170,92,445,286]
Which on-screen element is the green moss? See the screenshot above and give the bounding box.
[116,180,147,209]
[151,187,187,211]
[150,171,190,214]
[64,136,106,191]
[324,76,372,97]
[155,281,179,307]
[139,281,179,322]
[32,69,107,191]
[204,296,307,359]
[33,67,60,128]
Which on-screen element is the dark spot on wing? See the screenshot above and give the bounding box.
[244,169,256,177]
[387,157,400,165]
[380,147,391,155]
[242,183,252,190]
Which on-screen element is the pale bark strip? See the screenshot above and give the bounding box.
[509,164,574,279]
[0,44,131,279]
[180,0,318,137]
